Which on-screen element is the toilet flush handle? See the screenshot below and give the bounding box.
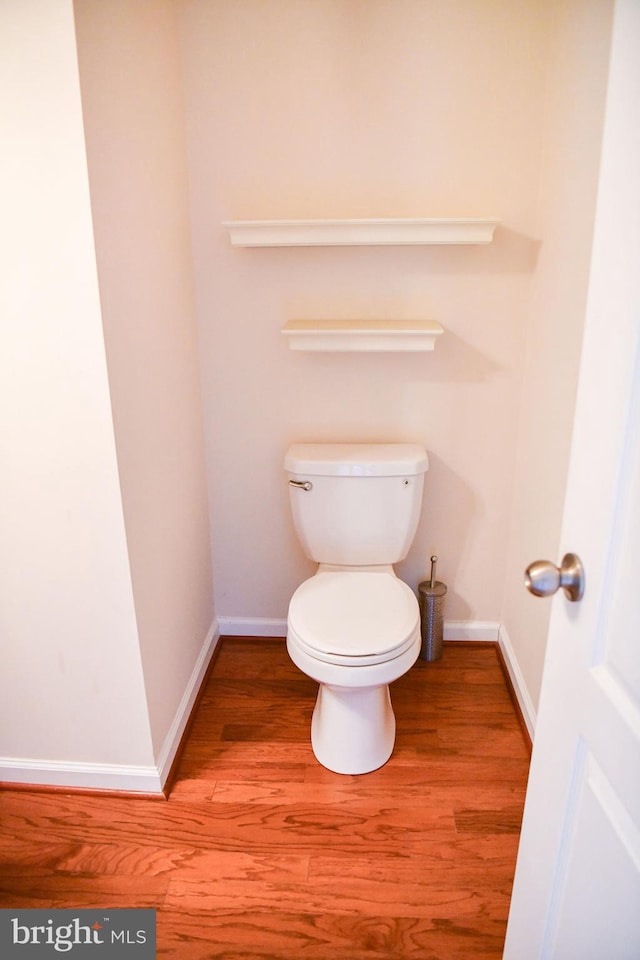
[289,479,313,491]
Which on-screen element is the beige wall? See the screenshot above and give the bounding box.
[180,0,550,623]
[0,0,154,770]
[502,0,614,710]
[0,0,215,788]
[74,0,215,757]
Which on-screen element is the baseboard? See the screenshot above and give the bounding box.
[443,620,500,642]
[0,618,221,796]
[0,757,163,794]
[497,623,536,742]
[218,616,288,637]
[219,616,502,642]
[156,617,221,789]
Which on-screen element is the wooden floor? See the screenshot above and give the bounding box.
[0,638,530,959]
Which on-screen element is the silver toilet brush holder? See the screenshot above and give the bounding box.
[418,555,447,661]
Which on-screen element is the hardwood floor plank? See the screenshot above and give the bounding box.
[173,758,309,787]
[433,725,529,760]
[165,778,217,802]
[454,807,525,835]
[1,793,453,858]
[0,838,190,878]
[164,850,515,920]
[163,881,511,925]
[208,778,526,809]
[157,907,506,960]
[303,755,529,785]
[0,869,167,909]
[194,798,456,854]
[220,721,313,743]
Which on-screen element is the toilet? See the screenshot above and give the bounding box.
[285,442,428,774]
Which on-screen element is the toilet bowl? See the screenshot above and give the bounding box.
[287,570,421,774]
[284,442,428,775]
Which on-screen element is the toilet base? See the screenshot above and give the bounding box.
[311,682,396,775]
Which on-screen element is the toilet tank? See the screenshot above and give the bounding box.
[284,443,428,566]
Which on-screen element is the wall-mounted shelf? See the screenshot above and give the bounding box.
[224,218,500,247]
[282,319,444,352]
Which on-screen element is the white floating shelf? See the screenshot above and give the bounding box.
[282,319,444,352]
[224,218,500,247]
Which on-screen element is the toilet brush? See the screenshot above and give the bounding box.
[418,555,447,661]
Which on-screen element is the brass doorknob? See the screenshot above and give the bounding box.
[525,553,585,602]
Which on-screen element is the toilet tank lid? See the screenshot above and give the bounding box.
[284,443,428,477]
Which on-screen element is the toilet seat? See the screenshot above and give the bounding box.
[288,572,419,667]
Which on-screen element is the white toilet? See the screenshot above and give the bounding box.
[285,442,428,774]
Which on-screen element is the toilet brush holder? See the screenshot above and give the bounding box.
[418,556,447,662]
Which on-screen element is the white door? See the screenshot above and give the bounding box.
[503,1,640,957]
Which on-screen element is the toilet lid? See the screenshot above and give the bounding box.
[288,572,419,664]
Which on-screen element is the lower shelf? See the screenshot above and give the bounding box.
[282,318,444,352]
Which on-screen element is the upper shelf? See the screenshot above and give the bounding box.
[223,218,500,247]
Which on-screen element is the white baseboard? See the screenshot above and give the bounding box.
[498,623,536,740]
[218,616,288,637]
[443,620,500,641]
[0,757,164,794]
[156,617,221,789]
[219,616,501,643]
[0,617,221,795]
